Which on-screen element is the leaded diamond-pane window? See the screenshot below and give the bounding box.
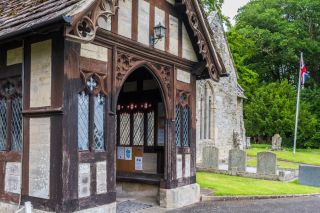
[78,92,89,151]
[0,79,22,152]
[0,99,7,151]
[133,112,144,146]
[11,97,22,151]
[94,94,105,151]
[117,107,156,147]
[147,112,154,146]
[176,105,190,147]
[175,106,181,147]
[182,107,190,147]
[120,113,131,146]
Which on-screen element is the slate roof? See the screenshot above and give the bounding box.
[0,0,226,78]
[0,0,83,40]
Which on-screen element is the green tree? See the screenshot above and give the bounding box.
[227,29,258,97]
[234,0,320,85]
[202,0,224,13]
[245,81,319,148]
[201,0,231,27]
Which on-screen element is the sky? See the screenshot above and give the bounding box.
[222,0,250,25]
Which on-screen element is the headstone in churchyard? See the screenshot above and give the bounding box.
[299,165,320,187]
[246,137,251,149]
[202,146,219,170]
[228,149,246,172]
[233,131,241,149]
[272,134,282,150]
[257,152,277,175]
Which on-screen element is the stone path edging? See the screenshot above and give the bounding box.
[201,193,320,202]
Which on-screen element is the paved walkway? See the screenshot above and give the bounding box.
[169,196,320,213]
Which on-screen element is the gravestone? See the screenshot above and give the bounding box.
[299,165,320,187]
[202,146,219,170]
[246,137,251,149]
[228,149,246,172]
[272,134,282,150]
[257,152,277,175]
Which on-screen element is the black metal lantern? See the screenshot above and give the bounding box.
[150,22,166,46]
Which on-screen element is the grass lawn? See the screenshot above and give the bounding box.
[245,145,320,166]
[197,172,320,196]
[246,158,299,169]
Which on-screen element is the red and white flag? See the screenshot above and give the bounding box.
[300,54,307,87]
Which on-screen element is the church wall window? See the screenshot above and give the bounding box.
[200,82,213,140]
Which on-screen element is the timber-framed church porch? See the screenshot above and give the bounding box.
[0,0,226,212]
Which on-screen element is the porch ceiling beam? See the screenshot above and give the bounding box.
[192,61,207,76]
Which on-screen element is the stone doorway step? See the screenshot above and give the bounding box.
[116,196,167,213]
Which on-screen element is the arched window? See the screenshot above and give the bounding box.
[200,82,214,140]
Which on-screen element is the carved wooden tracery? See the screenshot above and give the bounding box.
[181,0,220,81]
[116,52,173,101]
[80,70,108,95]
[66,0,124,42]
[176,89,191,107]
[116,53,140,82]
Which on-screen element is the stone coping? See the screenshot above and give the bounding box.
[201,193,320,202]
[197,168,296,182]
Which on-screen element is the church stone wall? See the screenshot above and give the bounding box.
[196,12,245,164]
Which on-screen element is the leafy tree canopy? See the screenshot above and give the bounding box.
[202,0,320,148]
[234,0,320,85]
[245,81,319,148]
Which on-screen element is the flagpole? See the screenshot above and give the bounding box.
[293,52,303,155]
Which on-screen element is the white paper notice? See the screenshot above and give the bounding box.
[117,147,125,160]
[125,147,132,160]
[135,157,143,171]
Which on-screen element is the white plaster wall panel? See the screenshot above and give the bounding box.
[143,153,157,174]
[5,162,21,194]
[80,43,109,62]
[96,161,107,194]
[182,24,198,62]
[29,117,51,199]
[79,163,91,198]
[118,0,132,39]
[166,0,175,5]
[169,15,179,56]
[177,69,191,84]
[138,0,150,45]
[30,40,52,108]
[176,154,183,179]
[184,154,191,177]
[6,47,22,66]
[154,7,166,51]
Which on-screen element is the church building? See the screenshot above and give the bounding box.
[196,12,246,164]
[0,0,227,212]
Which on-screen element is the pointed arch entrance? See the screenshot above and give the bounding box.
[115,65,167,190]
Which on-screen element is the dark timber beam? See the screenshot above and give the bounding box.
[192,61,207,76]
